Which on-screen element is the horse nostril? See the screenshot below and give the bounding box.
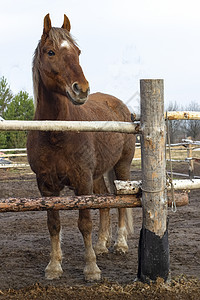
[72,82,80,95]
[86,87,90,96]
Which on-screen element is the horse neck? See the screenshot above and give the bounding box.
[34,83,77,121]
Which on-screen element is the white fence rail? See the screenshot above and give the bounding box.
[0,163,29,169]
[0,120,139,134]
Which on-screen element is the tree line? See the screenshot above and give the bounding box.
[0,76,34,149]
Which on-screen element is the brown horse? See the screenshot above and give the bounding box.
[27,14,135,282]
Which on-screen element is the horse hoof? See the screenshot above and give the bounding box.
[84,265,101,282]
[94,243,109,255]
[113,243,128,254]
[45,262,63,280]
[85,272,101,282]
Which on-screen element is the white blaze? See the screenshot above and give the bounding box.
[60,40,71,49]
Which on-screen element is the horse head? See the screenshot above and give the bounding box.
[34,14,89,106]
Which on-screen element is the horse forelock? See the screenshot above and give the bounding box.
[48,27,78,49]
[32,27,78,109]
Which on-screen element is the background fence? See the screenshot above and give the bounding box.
[1,138,200,179]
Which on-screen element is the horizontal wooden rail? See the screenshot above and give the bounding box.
[0,112,199,135]
[0,163,29,169]
[115,179,200,194]
[0,148,26,152]
[0,120,140,134]
[0,153,27,158]
[166,111,200,120]
[0,192,188,213]
[131,111,200,121]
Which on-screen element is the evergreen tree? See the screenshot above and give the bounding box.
[0,76,13,116]
[1,90,34,148]
[3,91,34,120]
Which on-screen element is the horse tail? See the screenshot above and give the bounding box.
[104,168,116,194]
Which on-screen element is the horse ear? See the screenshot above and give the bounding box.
[43,14,52,35]
[62,14,71,32]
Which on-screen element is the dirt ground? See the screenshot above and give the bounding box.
[0,160,199,299]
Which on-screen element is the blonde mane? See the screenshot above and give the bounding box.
[32,27,78,108]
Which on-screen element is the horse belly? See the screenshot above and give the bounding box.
[93,132,124,178]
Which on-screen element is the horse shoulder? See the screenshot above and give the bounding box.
[88,93,131,121]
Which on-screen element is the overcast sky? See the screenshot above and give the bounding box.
[0,0,200,112]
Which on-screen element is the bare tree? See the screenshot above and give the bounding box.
[185,101,200,140]
[166,101,186,143]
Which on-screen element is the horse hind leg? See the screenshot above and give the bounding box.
[114,208,132,254]
[102,168,132,254]
[113,162,134,254]
[93,175,112,255]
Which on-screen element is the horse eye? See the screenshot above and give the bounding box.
[48,50,55,57]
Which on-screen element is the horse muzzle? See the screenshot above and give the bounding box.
[67,82,90,105]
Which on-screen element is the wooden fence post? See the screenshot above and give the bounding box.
[187,137,194,179]
[138,79,170,283]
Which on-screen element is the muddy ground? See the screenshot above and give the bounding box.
[0,161,199,299]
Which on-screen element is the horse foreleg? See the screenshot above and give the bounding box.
[45,210,63,280]
[78,209,101,281]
